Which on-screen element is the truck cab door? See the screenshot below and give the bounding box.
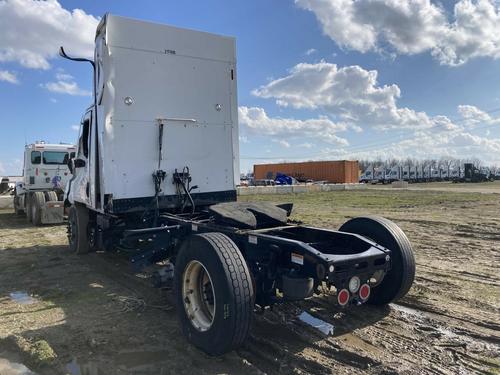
[69,110,92,206]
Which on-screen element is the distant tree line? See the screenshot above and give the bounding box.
[358,157,498,173]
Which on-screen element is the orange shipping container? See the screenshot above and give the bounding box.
[253,160,359,184]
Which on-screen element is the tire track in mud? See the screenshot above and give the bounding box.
[238,296,499,375]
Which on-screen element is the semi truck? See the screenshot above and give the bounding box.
[13,142,75,225]
[359,166,374,183]
[61,14,415,355]
[460,163,492,182]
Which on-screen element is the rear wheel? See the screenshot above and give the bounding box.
[339,216,415,305]
[174,232,254,355]
[68,204,89,254]
[45,191,58,202]
[31,191,46,226]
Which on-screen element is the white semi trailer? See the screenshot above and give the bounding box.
[13,142,75,225]
[61,14,415,355]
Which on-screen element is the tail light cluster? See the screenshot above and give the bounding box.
[337,277,371,306]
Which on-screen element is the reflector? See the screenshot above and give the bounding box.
[337,289,350,306]
[359,284,370,300]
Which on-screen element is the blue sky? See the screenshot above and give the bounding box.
[1,0,500,176]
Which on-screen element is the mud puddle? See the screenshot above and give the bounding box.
[66,350,171,375]
[9,292,38,305]
[0,351,35,375]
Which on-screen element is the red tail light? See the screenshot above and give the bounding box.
[337,289,350,306]
[359,284,370,300]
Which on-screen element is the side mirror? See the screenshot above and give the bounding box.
[74,158,86,168]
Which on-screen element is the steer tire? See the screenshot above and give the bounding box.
[45,191,59,202]
[68,204,89,254]
[339,216,415,305]
[31,191,46,226]
[174,232,254,356]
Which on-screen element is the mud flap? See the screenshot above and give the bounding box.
[41,202,65,224]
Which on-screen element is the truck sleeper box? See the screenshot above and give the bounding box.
[69,14,239,213]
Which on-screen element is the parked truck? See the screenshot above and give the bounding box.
[13,142,75,225]
[385,166,403,183]
[460,163,492,182]
[359,165,375,183]
[61,14,415,355]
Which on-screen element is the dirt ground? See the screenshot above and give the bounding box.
[0,187,499,374]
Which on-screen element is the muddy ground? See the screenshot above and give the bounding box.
[0,185,499,374]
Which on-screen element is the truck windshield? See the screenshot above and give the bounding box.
[43,151,69,165]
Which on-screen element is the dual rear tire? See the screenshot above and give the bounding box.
[174,233,254,356]
[30,192,46,226]
[67,216,255,355]
[23,191,59,225]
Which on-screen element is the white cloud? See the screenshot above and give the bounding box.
[239,106,349,146]
[50,98,58,103]
[458,105,500,127]
[316,128,500,166]
[252,61,451,131]
[0,0,99,70]
[42,80,91,96]
[273,139,291,148]
[71,125,79,131]
[56,72,74,81]
[298,142,315,148]
[296,0,500,66]
[0,70,19,84]
[41,72,91,96]
[246,59,500,165]
[305,48,317,55]
[0,158,23,176]
[239,135,249,143]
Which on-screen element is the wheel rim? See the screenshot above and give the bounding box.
[182,260,216,332]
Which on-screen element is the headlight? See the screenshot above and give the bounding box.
[348,276,360,293]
